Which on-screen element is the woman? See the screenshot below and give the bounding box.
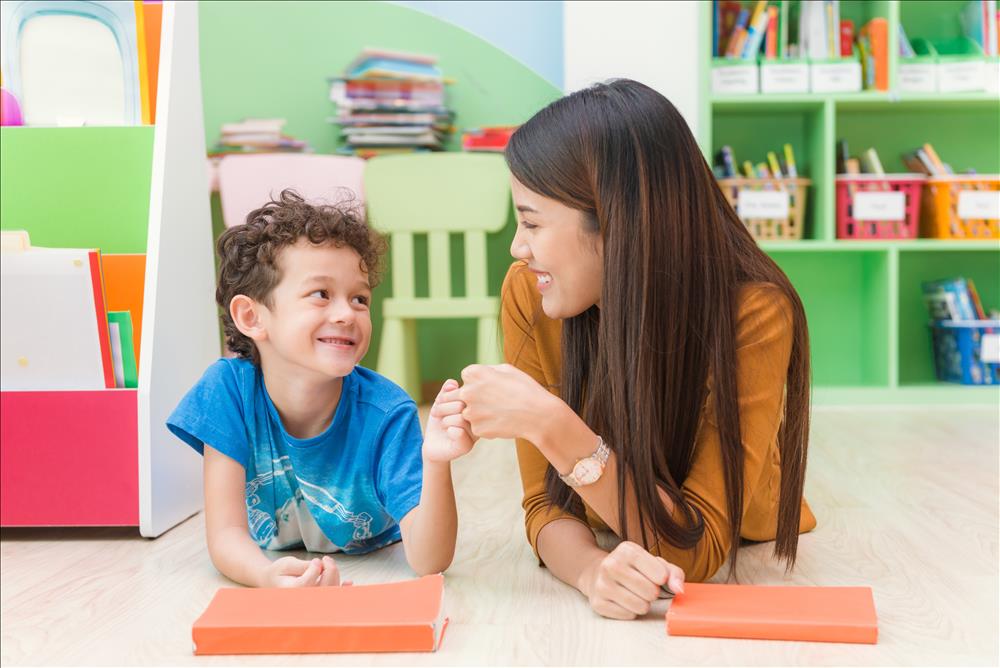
[453,79,816,620]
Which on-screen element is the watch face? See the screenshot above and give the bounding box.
[573,457,602,485]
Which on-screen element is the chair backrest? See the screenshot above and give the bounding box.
[218,153,366,228]
[0,0,143,125]
[364,153,510,300]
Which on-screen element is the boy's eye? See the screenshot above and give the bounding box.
[308,289,328,299]
[352,295,370,306]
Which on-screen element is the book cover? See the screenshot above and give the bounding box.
[922,277,978,321]
[192,575,448,655]
[666,583,878,644]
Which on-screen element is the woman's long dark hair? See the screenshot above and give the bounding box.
[505,79,810,576]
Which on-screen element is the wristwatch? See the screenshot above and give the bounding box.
[559,436,610,488]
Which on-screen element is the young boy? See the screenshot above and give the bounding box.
[167,189,475,587]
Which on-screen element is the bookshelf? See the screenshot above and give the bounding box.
[699,1,1000,406]
[0,2,217,535]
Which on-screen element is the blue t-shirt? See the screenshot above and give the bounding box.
[166,358,423,554]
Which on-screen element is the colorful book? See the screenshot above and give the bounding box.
[861,147,885,175]
[922,277,979,321]
[741,1,772,59]
[192,575,448,655]
[765,6,779,58]
[726,8,752,58]
[666,583,878,644]
[860,18,889,90]
[840,19,855,57]
[107,311,138,388]
[718,1,743,56]
[1,245,115,390]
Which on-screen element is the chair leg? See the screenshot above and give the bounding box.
[377,317,421,400]
[476,315,502,366]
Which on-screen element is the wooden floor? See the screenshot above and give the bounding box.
[2,407,998,666]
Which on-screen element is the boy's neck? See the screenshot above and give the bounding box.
[259,359,345,440]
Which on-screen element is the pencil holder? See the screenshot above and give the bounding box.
[920,176,1000,240]
[929,320,1000,385]
[718,177,810,240]
[835,175,924,239]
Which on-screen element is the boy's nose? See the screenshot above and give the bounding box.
[329,302,355,325]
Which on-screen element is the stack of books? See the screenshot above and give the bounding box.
[208,118,311,157]
[328,49,455,159]
[461,126,517,153]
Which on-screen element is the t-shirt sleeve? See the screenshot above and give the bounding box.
[165,359,250,469]
[373,401,424,524]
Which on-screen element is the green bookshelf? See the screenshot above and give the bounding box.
[700,1,1000,405]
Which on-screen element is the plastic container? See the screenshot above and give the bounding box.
[920,175,1000,240]
[718,177,810,240]
[935,37,986,92]
[835,175,924,239]
[711,59,758,95]
[929,320,1000,385]
[899,38,937,93]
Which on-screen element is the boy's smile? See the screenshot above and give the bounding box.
[256,240,373,381]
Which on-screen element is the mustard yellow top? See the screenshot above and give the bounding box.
[500,261,817,582]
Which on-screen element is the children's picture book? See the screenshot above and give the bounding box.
[922,277,981,321]
[192,574,448,655]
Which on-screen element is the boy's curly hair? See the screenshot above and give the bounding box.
[216,188,387,364]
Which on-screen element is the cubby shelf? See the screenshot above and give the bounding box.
[699,1,1000,406]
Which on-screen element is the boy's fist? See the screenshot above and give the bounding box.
[423,379,477,462]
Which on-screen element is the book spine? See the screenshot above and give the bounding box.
[666,614,878,644]
[840,19,854,57]
[766,6,778,58]
[88,251,116,389]
[193,624,436,655]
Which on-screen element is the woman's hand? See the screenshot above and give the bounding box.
[259,555,343,588]
[423,379,477,462]
[456,364,557,441]
[577,541,686,620]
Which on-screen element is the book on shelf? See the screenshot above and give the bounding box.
[922,277,982,321]
[1,238,116,391]
[461,125,518,152]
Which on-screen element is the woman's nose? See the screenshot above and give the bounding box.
[510,229,530,260]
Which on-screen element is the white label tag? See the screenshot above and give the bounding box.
[853,191,906,221]
[760,63,809,93]
[899,63,936,93]
[737,190,790,219]
[811,62,862,92]
[981,333,1000,364]
[938,61,984,92]
[957,190,1000,220]
[712,65,758,94]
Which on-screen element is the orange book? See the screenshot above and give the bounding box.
[101,254,146,371]
[192,575,448,655]
[861,18,889,91]
[666,583,878,644]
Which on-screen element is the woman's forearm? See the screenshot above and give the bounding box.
[531,398,676,546]
[536,519,608,596]
[400,459,457,575]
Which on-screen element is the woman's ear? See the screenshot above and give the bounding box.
[230,295,268,343]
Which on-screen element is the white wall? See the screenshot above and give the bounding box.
[563,0,703,141]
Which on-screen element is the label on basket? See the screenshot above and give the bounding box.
[981,334,1000,364]
[853,191,905,221]
[957,191,1000,220]
[737,190,789,219]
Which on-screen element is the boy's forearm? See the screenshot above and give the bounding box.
[207,525,272,587]
[402,459,458,575]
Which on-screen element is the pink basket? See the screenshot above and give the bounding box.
[835,175,925,239]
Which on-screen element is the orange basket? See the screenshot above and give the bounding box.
[718,178,811,240]
[920,175,1000,239]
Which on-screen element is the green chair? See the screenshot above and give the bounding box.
[364,153,510,400]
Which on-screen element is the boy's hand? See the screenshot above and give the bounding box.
[260,555,342,588]
[423,379,477,462]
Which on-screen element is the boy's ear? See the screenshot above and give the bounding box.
[230,295,268,342]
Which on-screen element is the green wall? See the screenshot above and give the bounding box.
[199,0,561,394]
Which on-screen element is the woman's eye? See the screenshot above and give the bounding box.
[520,221,538,230]
[309,289,328,299]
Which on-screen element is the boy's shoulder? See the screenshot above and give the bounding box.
[201,355,258,388]
[349,366,417,417]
